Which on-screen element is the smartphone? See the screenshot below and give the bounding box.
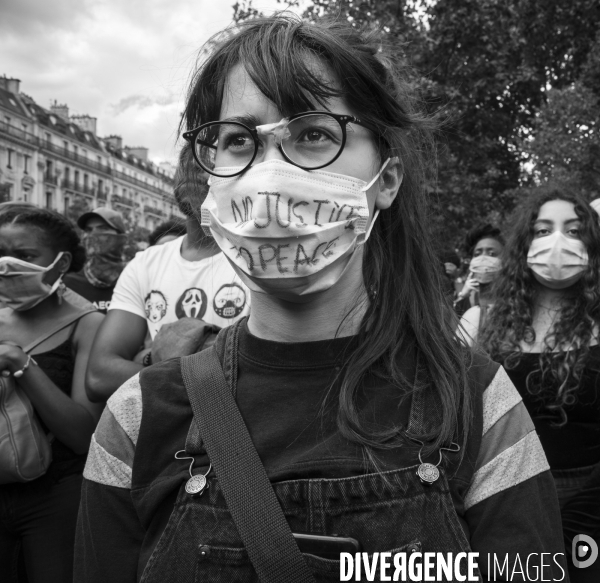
[292,532,362,559]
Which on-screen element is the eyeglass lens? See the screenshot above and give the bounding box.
[193,114,347,177]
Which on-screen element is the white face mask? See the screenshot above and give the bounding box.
[0,252,65,311]
[200,158,391,298]
[527,231,588,290]
[469,255,502,284]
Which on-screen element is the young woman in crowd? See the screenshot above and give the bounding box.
[465,184,600,582]
[0,208,104,583]
[454,223,504,317]
[76,16,566,582]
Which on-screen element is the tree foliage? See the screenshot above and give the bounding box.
[231,0,600,246]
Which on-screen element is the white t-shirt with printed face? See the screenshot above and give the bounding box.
[109,236,250,339]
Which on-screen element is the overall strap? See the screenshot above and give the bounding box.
[180,323,316,583]
[406,355,441,437]
[24,308,97,353]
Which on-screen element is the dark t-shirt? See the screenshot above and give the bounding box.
[504,346,600,470]
[63,270,114,313]
[75,323,567,582]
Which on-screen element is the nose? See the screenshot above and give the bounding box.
[255,120,289,163]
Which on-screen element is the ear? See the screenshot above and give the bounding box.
[374,157,403,211]
[56,252,72,275]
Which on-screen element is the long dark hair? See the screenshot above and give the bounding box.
[480,183,600,424]
[183,15,472,458]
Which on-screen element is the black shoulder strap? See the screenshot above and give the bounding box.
[180,338,316,583]
[24,308,97,353]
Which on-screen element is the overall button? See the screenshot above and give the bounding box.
[407,542,420,553]
[198,545,211,560]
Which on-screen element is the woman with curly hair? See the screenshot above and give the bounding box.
[461,183,600,582]
[0,208,104,583]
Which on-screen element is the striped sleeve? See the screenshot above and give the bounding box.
[464,366,549,510]
[83,373,142,489]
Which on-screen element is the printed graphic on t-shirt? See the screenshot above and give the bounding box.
[175,288,207,320]
[109,238,250,339]
[144,291,168,323]
[213,283,247,318]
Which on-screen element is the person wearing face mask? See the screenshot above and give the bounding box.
[76,17,566,582]
[461,183,600,582]
[62,207,127,314]
[84,145,250,404]
[0,208,104,583]
[454,224,504,318]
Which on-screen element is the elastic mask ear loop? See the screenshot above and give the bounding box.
[358,158,393,244]
[360,158,391,193]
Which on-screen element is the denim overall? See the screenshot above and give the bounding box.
[139,325,476,583]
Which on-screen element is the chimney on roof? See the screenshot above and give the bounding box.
[71,114,97,135]
[50,101,69,121]
[104,135,123,150]
[125,147,149,161]
[0,76,21,94]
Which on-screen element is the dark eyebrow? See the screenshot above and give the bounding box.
[220,114,262,128]
[534,218,581,225]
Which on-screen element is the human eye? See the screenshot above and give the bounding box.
[217,124,255,153]
[534,227,551,237]
[223,133,253,151]
[566,227,581,238]
[289,116,342,148]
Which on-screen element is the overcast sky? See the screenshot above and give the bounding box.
[1,0,298,165]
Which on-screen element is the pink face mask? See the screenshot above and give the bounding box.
[527,231,588,290]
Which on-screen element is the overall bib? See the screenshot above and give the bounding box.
[139,324,476,583]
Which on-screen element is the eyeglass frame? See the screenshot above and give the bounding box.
[182,111,379,178]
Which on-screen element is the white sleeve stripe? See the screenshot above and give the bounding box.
[83,433,132,489]
[464,430,549,511]
[482,367,523,435]
[106,373,142,446]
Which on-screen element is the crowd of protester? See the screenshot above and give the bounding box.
[0,13,598,583]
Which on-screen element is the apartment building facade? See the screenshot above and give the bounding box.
[0,76,182,234]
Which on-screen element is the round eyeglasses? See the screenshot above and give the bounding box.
[182,111,378,178]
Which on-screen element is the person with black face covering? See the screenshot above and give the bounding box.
[63,207,127,313]
[85,144,250,402]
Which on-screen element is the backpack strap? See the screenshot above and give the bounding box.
[24,308,97,353]
[180,325,316,583]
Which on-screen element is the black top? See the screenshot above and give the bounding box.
[64,270,114,313]
[35,337,87,476]
[504,346,600,470]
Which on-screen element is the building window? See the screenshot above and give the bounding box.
[98,179,104,194]
[24,155,30,175]
[22,124,27,133]
[4,116,10,126]
[84,173,89,188]
[64,196,70,214]
[46,192,53,209]
[73,145,78,156]
[7,149,13,169]
[63,141,68,153]
[74,170,80,187]
[45,133,51,144]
